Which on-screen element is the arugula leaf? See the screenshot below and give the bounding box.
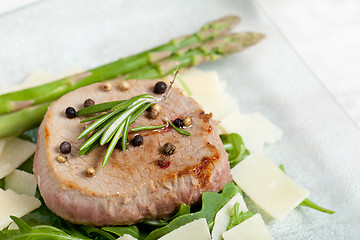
[167,204,191,222]
[0,177,4,189]
[101,226,139,239]
[2,215,140,240]
[1,216,90,240]
[80,226,116,240]
[1,184,238,240]
[17,156,34,174]
[19,127,39,143]
[279,164,335,214]
[227,203,255,230]
[0,132,245,239]
[16,128,37,174]
[144,182,240,240]
[142,203,191,227]
[2,192,138,239]
[220,133,249,168]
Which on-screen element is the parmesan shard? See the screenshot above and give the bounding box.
[180,68,225,96]
[212,193,248,240]
[0,137,36,179]
[158,218,211,240]
[231,153,310,219]
[5,169,37,196]
[222,214,274,240]
[0,137,13,157]
[219,111,283,152]
[0,188,41,229]
[192,93,239,121]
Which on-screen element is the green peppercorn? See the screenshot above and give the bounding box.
[162,142,176,155]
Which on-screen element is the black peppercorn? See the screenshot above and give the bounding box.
[84,99,95,107]
[153,81,167,94]
[60,141,71,154]
[162,142,176,155]
[116,137,129,149]
[131,135,143,146]
[173,118,184,128]
[65,107,77,118]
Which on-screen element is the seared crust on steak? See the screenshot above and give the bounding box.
[33,79,231,226]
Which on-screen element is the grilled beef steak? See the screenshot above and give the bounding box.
[33,79,231,226]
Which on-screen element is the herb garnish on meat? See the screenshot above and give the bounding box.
[77,71,190,166]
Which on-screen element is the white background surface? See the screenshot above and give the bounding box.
[257,0,360,127]
[0,1,359,239]
[1,1,359,127]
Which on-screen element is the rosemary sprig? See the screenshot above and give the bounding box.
[76,69,194,166]
[78,70,180,166]
[78,94,156,166]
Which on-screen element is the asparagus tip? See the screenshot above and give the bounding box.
[201,32,266,55]
[202,16,241,31]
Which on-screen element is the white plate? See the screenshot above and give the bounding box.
[0,0,359,239]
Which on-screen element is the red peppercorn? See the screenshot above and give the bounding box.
[158,157,170,169]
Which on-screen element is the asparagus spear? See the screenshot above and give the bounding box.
[0,102,50,138]
[0,16,240,115]
[126,32,265,79]
[0,32,265,138]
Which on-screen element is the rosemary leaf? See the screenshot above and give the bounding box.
[103,122,126,167]
[101,100,148,143]
[79,139,100,156]
[130,102,153,123]
[169,121,191,136]
[122,116,131,151]
[80,127,107,151]
[78,110,119,139]
[80,113,107,123]
[100,114,127,145]
[79,117,115,151]
[76,100,125,116]
[112,94,153,112]
[131,123,168,132]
